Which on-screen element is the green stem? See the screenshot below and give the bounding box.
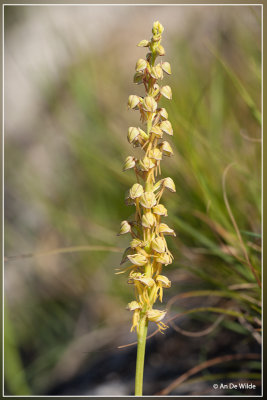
[135,315,148,396]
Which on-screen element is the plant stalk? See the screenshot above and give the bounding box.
[135,315,148,396]
[122,21,173,396]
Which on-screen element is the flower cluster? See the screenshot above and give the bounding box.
[118,21,175,334]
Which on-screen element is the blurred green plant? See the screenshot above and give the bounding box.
[4,305,31,395]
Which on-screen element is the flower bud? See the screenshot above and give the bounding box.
[156,274,171,302]
[152,204,168,216]
[137,39,150,47]
[151,237,166,253]
[160,141,173,156]
[147,309,166,322]
[118,220,131,235]
[137,157,155,172]
[143,96,157,112]
[142,212,156,228]
[156,275,171,288]
[127,301,141,311]
[163,177,176,192]
[158,108,168,120]
[130,238,143,248]
[127,127,140,143]
[162,61,171,75]
[157,45,165,56]
[148,148,162,161]
[129,183,144,199]
[127,253,147,266]
[151,34,161,43]
[123,156,136,171]
[137,275,155,287]
[151,83,160,97]
[159,223,176,236]
[159,120,173,136]
[152,21,164,35]
[151,65,163,80]
[151,125,163,138]
[130,272,152,285]
[128,271,141,284]
[155,252,172,265]
[128,95,140,109]
[140,192,157,208]
[160,85,172,100]
[135,58,147,72]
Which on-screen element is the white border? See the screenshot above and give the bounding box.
[2,2,263,398]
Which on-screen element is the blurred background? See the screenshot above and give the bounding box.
[4,4,261,396]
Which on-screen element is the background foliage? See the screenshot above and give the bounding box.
[4,5,261,396]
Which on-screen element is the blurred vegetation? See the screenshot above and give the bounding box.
[5,6,261,395]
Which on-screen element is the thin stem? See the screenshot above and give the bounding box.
[135,111,153,395]
[135,315,148,396]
